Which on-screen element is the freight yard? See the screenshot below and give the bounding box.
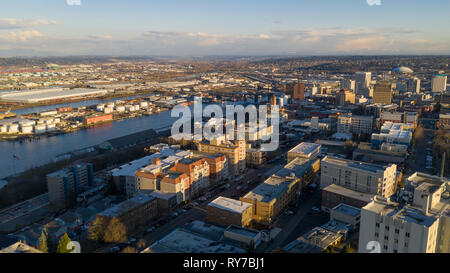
[0,94,189,141]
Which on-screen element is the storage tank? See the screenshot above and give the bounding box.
[34,125,47,134]
[140,101,148,108]
[21,120,36,127]
[96,104,105,111]
[8,124,19,133]
[0,125,7,133]
[21,126,33,134]
[46,124,56,131]
[106,102,115,108]
[134,105,140,111]
[116,106,125,112]
[104,107,114,114]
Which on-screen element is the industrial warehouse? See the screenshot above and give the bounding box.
[0,88,110,103]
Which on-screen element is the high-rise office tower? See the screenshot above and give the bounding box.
[355,72,372,95]
[292,82,305,100]
[408,77,421,93]
[342,79,356,92]
[431,74,448,93]
[373,81,393,104]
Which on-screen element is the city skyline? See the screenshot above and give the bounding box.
[1,0,450,56]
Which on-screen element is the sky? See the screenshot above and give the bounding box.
[0,0,450,56]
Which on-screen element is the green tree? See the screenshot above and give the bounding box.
[56,233,72,253]
[37,231,49,253]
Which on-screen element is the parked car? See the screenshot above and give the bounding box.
[284,210,294,215]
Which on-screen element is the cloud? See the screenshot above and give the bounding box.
[0,29,43,42]
[0,26,448,56]
[0,18,59,30]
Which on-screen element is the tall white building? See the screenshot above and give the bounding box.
[431,74,448,93]
[358,173,450,253]
[320,156,397,198]
[337,115,373,135]
[355,72,372,95]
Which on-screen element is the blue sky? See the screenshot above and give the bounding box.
[0,0,449,56]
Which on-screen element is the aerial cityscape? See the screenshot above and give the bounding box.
[0,0,449,263]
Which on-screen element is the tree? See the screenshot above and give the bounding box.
[103,218,128,243]
[344,244,355,253]
[37,231,48,253]
[121,246,138,253]
[136,238,147,250]
[88,216,107,242]
[56,233,72,253]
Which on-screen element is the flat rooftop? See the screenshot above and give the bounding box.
[288,142,321,158]
[407,172,449,187]
[0,242,42,253]
[110,148,176,177]
[275,157,316,178]
[98,194,154,218]
[147,228,246,253]
[332,203,361,217]
[243,175,296,203]
[0,88,108,103]
[225,225,260,239]
[299,227,343,250]
[323,184,374,203]
[208,196,252,214]
[322,156,390,173]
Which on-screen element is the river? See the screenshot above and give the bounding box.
[0,99,252,179]
[0,109,179,179]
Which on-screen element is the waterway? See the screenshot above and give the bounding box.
[0,109,179,179]
[0,100,252,179]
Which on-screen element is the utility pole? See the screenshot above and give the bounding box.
[440,151,446,178]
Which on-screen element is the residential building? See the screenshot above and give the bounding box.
[246,148,266,167]
[337,115,373,135]
[96,194,158,235]
[47,163,94,209]
[197,136,246,177]
[207,196,253,227]
[321,184,374,212]
[171,158,210,199]
[133,151,192,199]
[202,154,229,186]
[320,156,397,198]
[275,157,321,189]
[287,142,321,163]
[240,175,299,226]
